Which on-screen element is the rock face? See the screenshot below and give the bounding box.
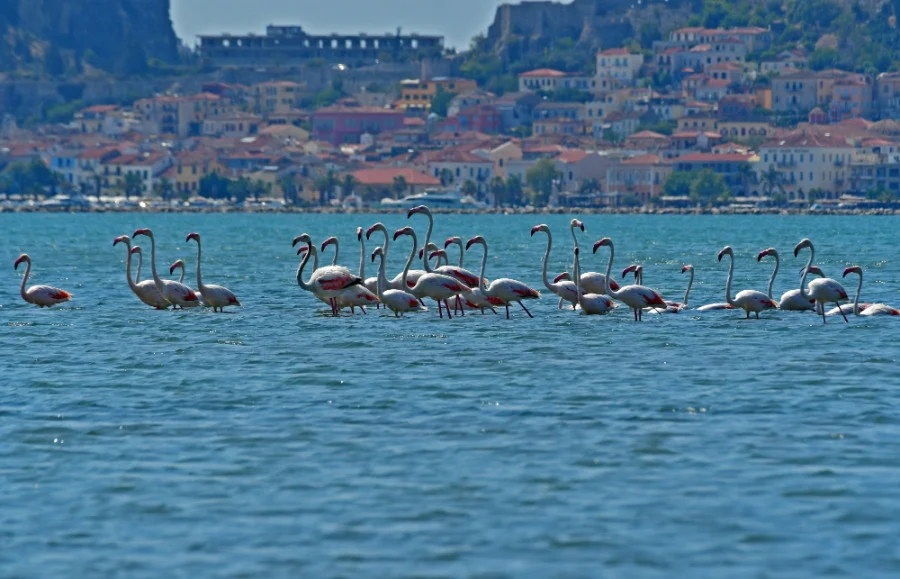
[485,0,690,55]
[0,0,179,75]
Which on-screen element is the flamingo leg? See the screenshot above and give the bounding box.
[518,301,534,318]
[506,304,510,319]
[444,299,454,319]
[755,311,760,319]
[557,296,564,309]
[457,299,465,316]
[437,300,443,318]
[821,302,827,324]
[490,306,498,315]
[838,302,848,323]
[361,306,367,315]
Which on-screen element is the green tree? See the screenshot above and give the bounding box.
[489,176,507,207]
[122,172,145,198]
[439,168,454,186]
[315,170,340,206]
[341,174,358,199]
[525,158,561,207]
[661,171,694,198]
[430,86,457,117]
[760,166,784,199]
[44,42,66,77]
[199,172,231,199]
[152,177,175,201]
[278,174,299,204]
[689,169,728,206]
[392,174,409,199]
[505,174,524,206]
[461,179,478,197]
[228,176,253,203]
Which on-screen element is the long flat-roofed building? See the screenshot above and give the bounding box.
[200,25,443,68]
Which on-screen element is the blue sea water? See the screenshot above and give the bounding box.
[2,212,900,577]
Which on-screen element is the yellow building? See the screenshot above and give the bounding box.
[253,81,304,116]
[399,77,478,111]
[164,151,227,195]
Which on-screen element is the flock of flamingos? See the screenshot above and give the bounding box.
[12,205,900,322]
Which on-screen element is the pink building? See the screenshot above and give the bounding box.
[312,105,404,145]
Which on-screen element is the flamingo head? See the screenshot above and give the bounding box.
[553,271,571,283]
[292,233,311,247]
[571,219,584,232]
[130,246,142,256]
[366,223,384,240]
[682,264,693,274]
[13,254,28,270]
[444,236,462,248]
[592,238,611,254]
[757,248,776,261]
[418,248,425,259]
[530,224,548,237]
[465,235,486,251]
[622,264,639,278]
[407,205,430,219]
[717,246,733,262]
[133,228,151,239]
[320,237,338,252]
[574,247,580,257]
[429,250,447,261]
[843,266,862,278]
[793,238,812,257]
[371,246,383,263]
[393,226,414,241]
[356,227,363,241]
[169,260,185,275]
[113,235,130,247]
[186,232,200,243]
[807,265,824,277]
[297,246,309,257]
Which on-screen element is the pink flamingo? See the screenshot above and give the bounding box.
[293,233,364,316]
[13,254,72,308]
[466,235,541,319]
[794,238,849,324]
[394,226,471,319]
[132,228,200,309]
[113,235,167,309]
[186,232,241,312]
[592,237,666,321]
[371,246,427,316]
[713,246,778,319]
[838,266,899,316]
[573,247,615,314]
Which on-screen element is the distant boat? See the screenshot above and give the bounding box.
[378,188,488,210]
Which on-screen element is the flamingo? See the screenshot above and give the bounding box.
[371,246,426,317]
[712,246,777,319]
[569,219,619,296]
[133,228,200,309]
[356,227,380,307]
[429,250,502,314]
[321,236,342,266]
[13,254,72,308]
[592,238,666,321]
[633,265,694,314]
[756,248,818,311]
[408,205,482,288]
[113,235,168,309]
[293,233,364,316]
[366,222,427,291]
[394,226,471,319]
[186,232,241,312]
[573,247,615,314]
[794,238,850,324]
[835,266,899,316]
[466,235,540,319]
[531,224,578,309]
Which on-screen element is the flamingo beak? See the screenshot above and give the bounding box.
[577,221,584,232]
[530,225,541,236]
[291,236,302,247]
[465,239,475,250]
[681,265,689,273]
[407,206,422,218]
[357,228,362,241]
[756,250,767,261]
[592,241,602,254]
[444,238,453,248]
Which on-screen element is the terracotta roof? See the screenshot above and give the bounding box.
[351,167,440,187]
[598,48,633,56]
[429,147,492,164]
[82,105,119,114]
[557,149,588,164]
[627,130,669,140]
[677,153,753,163]
[518,68,568,78]
[622,154,663,165]
[314,105,401,115]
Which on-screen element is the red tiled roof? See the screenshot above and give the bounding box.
[558,149,588,164]
[599,48,632,56]
[622,154,663,165]
[351,168,440,187]
[627,130,669,140]
[315,105,401,115]
[82,105,119,114]
[518,68,568,78]
[677,153,753,163]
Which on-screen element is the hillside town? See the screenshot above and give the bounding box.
[5,23,900,211]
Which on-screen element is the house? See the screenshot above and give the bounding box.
[534,117,585,137]
[673,152,757,195]
[606,154,673,205]
[595,48,644,86]
[595,111,644,140]
[518,69,594,93]
[427,147,494,190]
[448,89,496,117]
[166,150,227,195]
[473,140,522,179]
[100,151,173,196]
[493,92,541,131]
[73,105,120,134]
[761,49,809,75]
[829,77,874,122]
[252,81,304,116]
[351,167,441,197]
[49,150,81,187]
[440,104,502,134]
[202,113,262,138]
[624,130,671,151]
[398,77,478,112]
[312,105,404,145]
[755,128,857,200]
[875,72,900,118]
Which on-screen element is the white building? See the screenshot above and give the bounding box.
[595,48,644,86]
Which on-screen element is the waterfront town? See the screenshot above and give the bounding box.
[5,22,900,212]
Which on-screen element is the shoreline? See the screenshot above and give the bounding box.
[2,206,899,216]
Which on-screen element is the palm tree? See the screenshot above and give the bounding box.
[505,174,524,206]
[392,174,408,199]
[342,174,358,200]
[461,179,477,198]
[152,177,175,201]
[123,171,145,198]
[760,166,784,202]
[439,168,454,187]
[736,162,755,197]
[489,176,506,207]
[278,174,298,205]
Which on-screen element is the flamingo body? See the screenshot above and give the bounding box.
[14,254,71,308]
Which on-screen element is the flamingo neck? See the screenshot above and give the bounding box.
[539,231,554,292]
[454,242,464,268]
[329,241,339,266]
[420,212,434,272]
[766,251,779,299]
[798,245,815,300]
[400,231,418,289]
[852,270,863,315]
[147,233,165,295]
[134,251,143,284]
[574,250,584,308]
[122,241,139,292]
[296,241,313,292]
[603,241,622,299]
[178,266,185,284]
[569,224,580,271]
[723,253,737,307]
[477,241,489,294]
[683,269,694,306]
[358,235,365,279]
[375,253,387,300]
[19,257,31,300]
[194,239,205,292]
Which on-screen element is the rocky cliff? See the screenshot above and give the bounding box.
[0,0,179,76]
